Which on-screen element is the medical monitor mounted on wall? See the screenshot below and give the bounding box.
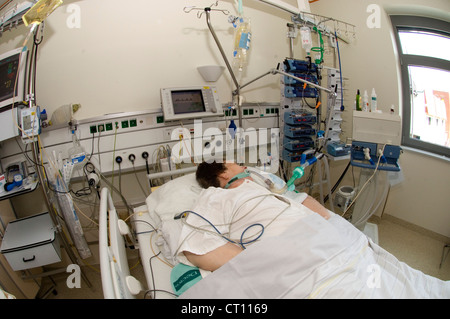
[0,47,28,142]
[0,47,27,110]
[161,86,222,121]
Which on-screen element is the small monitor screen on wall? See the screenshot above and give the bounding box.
[0,52,21,106]
[0,48,28,142]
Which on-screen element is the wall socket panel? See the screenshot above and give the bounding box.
[1,106,280,178]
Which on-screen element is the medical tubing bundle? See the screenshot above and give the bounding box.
[176,192,292,251]
[177,210,265,249]
[53,174,92,259]
[43,142,92,259]
[344,144,387,217]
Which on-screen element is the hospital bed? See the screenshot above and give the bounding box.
[99,167,450,299]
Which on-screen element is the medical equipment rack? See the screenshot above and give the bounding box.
[280,58,320,163]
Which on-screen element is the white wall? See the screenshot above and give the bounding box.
[0,0,301,120]
[0,0,449,238]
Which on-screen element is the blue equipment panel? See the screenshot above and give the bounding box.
[350,141,401,171]
[327,142,351,157]
[284,124,316,138]
[284,86,318,98]
[283,59,318,73]
[283,136,315,151]
[283,73,318,86]
[282,149,315,163]
[283,110,316,125]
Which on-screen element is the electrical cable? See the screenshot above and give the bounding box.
[176,191,292,251]
[88,132,95,161]
[98,170,133,216]
[352,172,390,228]
[97,129,102,171]
[343,144,387,216]
[179,210,265,249]
[110,125,118,190]
[37,135,99,227]
[132,162,149,198]
[323,160,351,203]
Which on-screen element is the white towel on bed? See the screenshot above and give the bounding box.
[176,179,315,267]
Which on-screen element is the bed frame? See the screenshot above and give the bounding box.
[99,167,196,298]
[99,187,137,299]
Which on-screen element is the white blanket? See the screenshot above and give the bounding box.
[180,212,450,299]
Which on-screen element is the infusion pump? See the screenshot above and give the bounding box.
[161,86,222,121]
[20,106,40,144]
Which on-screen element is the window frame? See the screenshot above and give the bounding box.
[390,15,450,158]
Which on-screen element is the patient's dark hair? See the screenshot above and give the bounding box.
[196,161,227,188]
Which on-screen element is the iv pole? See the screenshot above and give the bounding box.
[184,4,244,127]
[204,8,242,127]
[186,3,338,132]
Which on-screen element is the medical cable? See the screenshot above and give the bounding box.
[146,251,177,299]
[178,210,267,250]
[176,191,292,251]
[129,154,149,198]
[38,135,100,227]
[149,231,174,268]
[98,169,133,215]
[110,125,119,192]
[97,129,102,171]
[324,160,351,203]
[87,132,96,161]
[176,210,250,248]
[352,173,389,228]
[343,144,387,216]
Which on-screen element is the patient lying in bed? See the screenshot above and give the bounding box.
[177,162,332,272]
[171,162,449,298]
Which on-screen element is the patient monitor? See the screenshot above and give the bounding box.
[161,86,222,121]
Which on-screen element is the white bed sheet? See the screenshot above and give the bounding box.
[180,212,450,299]
[135,172,449,299]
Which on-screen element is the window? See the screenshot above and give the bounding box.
[390,15,450,158]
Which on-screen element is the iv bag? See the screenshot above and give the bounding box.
[22,0,63,26]
[300,26,312,55]
[233,17,252,71]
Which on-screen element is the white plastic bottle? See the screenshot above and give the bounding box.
[233,17,251,71]
[363,90,369,112]
[68,131,87,168]
[371,88,377,112]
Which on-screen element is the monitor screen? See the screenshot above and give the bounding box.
[0,48,27,142]
[0,52,20,105]
[172,90,206,115]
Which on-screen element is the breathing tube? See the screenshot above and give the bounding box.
[270,153,323,194]
[229,154,321,194]
[224,169,251,189]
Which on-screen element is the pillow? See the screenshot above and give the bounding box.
[145,173,202,225]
